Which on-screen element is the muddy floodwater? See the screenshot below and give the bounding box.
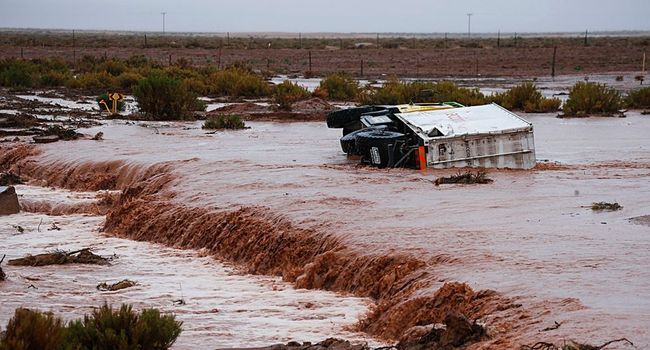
[0,187,380,349]
[2,106,650,348]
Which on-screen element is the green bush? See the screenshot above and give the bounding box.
[274,80,310,110]
[95,59,128,76]
[202,115,246,129]
[1,305,182,350]
[133,71,201,120]
[359,79,486,106]
[490,82,561,112]
[0,308,65,350]
[0,59,36,87]
[67,71,116,90]
[208,67,272,97]
[116,72,143,90]
[318,73,360,101]
[625,87,650,109]
[39,70,72,87]
[65,304,182,350]
[563,82,622,116]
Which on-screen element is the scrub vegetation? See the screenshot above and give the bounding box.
[2,55,647,117]
[274,80,310,110]
[317,73,361,101]
[563,82,622,116]
[490,81,561,112]
[0,304,182,350]
[202,115,246,130]
[133,71,204,120]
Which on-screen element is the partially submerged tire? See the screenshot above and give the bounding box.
[326,106,387,128]
[340,128,370,155]
[354,130,405,168]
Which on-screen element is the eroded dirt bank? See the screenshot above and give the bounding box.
[2,113,649,348]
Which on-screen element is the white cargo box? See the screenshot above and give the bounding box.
[395,103,536,169]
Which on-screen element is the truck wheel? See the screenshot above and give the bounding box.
[327,106,386,128]
[354,130,405,168]
[340,128,370,154]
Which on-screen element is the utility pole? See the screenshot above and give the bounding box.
[161,12,167,34]
[467,13,473,39]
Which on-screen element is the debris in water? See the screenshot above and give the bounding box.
[8,248,109,267]
[12,225,24,234]
[48,223,61,231]
[591,202,622,211]
[221,338,371,350]
[0,254,6,281]
[522,337,634,350]
[96,279,137,291]
[33,135,60,144]
[540,321,563,332]
[396,312,486,350]
[92,132,104,141]
[434,171,493,186]
[0,172,23,186]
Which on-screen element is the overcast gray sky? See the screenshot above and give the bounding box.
[1,0,649,33]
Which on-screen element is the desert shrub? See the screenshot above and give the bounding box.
[430,80,486,106]
[95,59,128,76]
[208,67,272,97]
[0,59,36,87]
[318,73,360,101]
[0,308,65,350]
[202,115,246,129]
[490,82,561,112]
[116,72,143,90]
[67,71,116,90]
[563,82,622,116]
[625,87,650,109]
[65,304,182,350]
[360,79,486,106]
[39,70,72,87]
[274,80,310,110]
[133,71,201,120]
[33,57,69,73]
[126,55,157,69]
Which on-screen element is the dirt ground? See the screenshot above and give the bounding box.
[1,36,647,78]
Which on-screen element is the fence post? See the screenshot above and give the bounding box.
[20,47,24,59]
[551,46,557,78]
[497,30,500,48]
[308,50,312,72]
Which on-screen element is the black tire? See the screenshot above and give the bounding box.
[342,120,363,136]
[326,106,387,128]
[340,128,370,154]
[354,130,405,168]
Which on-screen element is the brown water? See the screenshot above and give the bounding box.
[2,111,649,348]
[0,186,381,349]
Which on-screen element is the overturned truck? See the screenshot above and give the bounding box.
[327,103,536,169]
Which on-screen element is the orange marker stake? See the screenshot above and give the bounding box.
[418,146,426,171]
